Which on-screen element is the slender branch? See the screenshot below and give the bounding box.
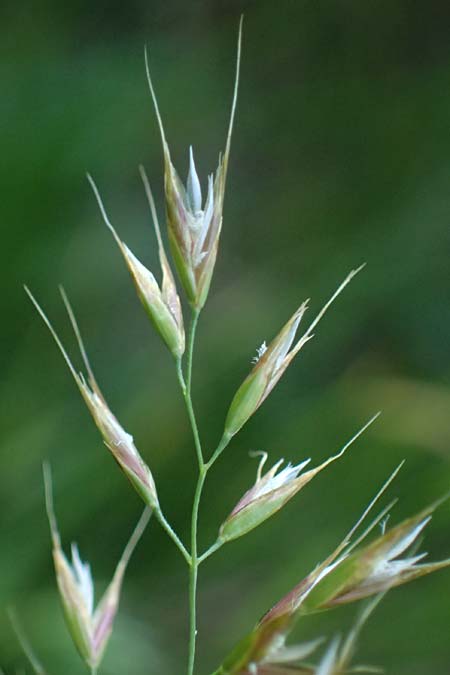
[176,358,187,395]
[8,609,46,675]
[120,507,152,568]
[338,592,386,669]
[154,507,191,564]
[198,539,224,565]
[186,310,200,396]
[176,358,204,472]
[187,310,203,468]
[205,432,232,470]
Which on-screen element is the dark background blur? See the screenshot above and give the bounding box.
[1,1,450,673]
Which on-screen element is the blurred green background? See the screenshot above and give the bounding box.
[1,1,450,673]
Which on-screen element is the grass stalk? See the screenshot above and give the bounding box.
[187,466,206,675]
[176,310,207,675]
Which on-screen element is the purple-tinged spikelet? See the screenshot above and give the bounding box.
[26,287,159,508]
[43,464,150,669]
[145,19,242,309]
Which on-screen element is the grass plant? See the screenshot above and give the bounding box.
[19,19,450,675]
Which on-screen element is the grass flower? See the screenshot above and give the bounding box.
[43,464,150,670]
[26,287,159,509]
[87,170,185,359]
[309,508,450,609]
[213,465,450,675]
[219,414,379,542]
[224,266,364,437]
[145,19,242,309]
[262,498,450,623]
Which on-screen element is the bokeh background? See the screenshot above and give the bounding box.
[1,1,450,673]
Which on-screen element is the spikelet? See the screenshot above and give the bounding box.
[225,266,364,437]
[87,171,185,359]
[145,18,242,309]
[26,287,158,508]
[43,464,150,669]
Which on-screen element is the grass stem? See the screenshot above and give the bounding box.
[187,466,206,675]
[176,310,206,675]
[176,311,203,471]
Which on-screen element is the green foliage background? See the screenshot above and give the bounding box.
[1,1,450,673]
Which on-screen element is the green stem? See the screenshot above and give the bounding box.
[187,466,206,675]
[186,309,200,394]
[176,358,204,471]
[155,507,191,564]
[198,539,224,565]
[185,429,232,674]
[177,310,233,674]
[176,310,206,675]
[205,432,232,470]
[176,308,203,470]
